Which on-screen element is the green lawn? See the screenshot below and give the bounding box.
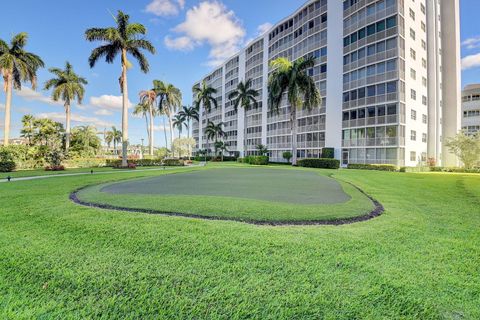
[0,163,479,319]
[75,167,375,222]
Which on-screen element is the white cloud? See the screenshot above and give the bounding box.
[461,53,480,70]
[89,95,132,116]
[153,125,169,132]
[164,1,246,67]
[145,0,185,17]
[462,36,480,50]
[257,22,273,35]
[36,112,114,129]
[14,87,63,107]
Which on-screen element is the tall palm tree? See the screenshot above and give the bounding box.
[105,130,114,150]
[44,62,88,150]
[268,57,321,165]
[173,114,186,139]
[214,141,229,162]
[177,105,199,157]
[193,81,218,113]
[205,121,225,157]
[0,33,44,146]
[154,80,182,152]
[85,10,156,166]
[108,126,122,155]
[20,114,35,145]
[138,89,156,156]
[228,79,259,157]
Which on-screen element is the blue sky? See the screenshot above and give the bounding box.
[0,0,479,146]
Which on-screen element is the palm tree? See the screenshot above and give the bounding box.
[85,10,156,166]
[70,126,101,156]
[138,89,156,156]
[107,126,122,155]
[105,130,114,150]
[173,114,186,139]
[214,141,229,162]
[193,81,218,113]
[228,79,259,157]
[256,144,269,156]
[205,121,225,158]
[154,80,182,153]
[44,62,88,150]
[177,106,199,157]
[20,114,35,145]
[268,57,321,165]
[0,33,44,146]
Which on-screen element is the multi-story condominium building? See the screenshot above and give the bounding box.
[192,0,461,166]
[462,84,480,135]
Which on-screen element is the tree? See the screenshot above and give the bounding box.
[214,141,229,161]
[137,88,157,156]
[193,81,218,113]
[172,137,195,158]
[85,10,156,166]
[104,130,113,150]
[0,33,44,146]
[268,57,321,165]
[177,106,199,157]
[106,127,122,155]
[44,62,88,150]
[446,131,480,169]
[228,79,259,156]
[70,126,101,157]
[205,121,225,157]
[256,144,269,156]
[32,118,64,149]
[282,151,293,164]
[173,114,186,139]
[154,80,182,152]
[20,115,35,145]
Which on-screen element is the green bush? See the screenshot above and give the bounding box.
[244,156,269,165]
[430,167,480,174]
[321,148,335,159]
[297,158,340,169]
[63,158,107,168]
[163,159,184,166]
[0,161,16,172]
[347,163,397,171]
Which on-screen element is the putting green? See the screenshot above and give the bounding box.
[74,167,378,223]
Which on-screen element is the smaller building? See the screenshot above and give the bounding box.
[462,84,480,135]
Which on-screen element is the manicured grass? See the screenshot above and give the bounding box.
[0,163,479,319]
[76,167,374,222]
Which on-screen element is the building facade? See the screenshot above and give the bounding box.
[462,84,480,135]
[192,0,461,166]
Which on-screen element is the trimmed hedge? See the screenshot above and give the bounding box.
[106,159,166,168]
[297,158,340,169]
[0,161,16,172]
[194,156,237,162]
[163,159,184,167]
[347,163,397,172]
[243,156,269,165]
[430,167,480,174]
[321,148,335,159]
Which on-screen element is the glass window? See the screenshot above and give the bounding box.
[367,65,376,76]
[386,59,396,71]
[386,16,397,29]
[367,4,375,16]
[386,38,397,50]
[368,107,376,117]
[358,108,366,118]
[377,0,385,11]
[367,86,376,97]
[387,81,397,93]
[358,28,366,40]
[378,106,386,116]
[377,41,386,52]
[358,48,366,59]
[367,24,376,36]
[377,62,386,74]
[367,44,376,56]
[377,83,386,95]
[358,87,366,99]
[350,32,358,43]
[376,20,386,32]
[387,104,397,115]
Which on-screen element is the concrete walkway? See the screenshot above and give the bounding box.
[0,165,203,183]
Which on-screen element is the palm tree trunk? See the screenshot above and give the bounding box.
[187,122,191,158]
[149,105,154,156]
[121,49,129,167]
[291,105,298,166]
[65,103,71,150]
[244,108,248,157]
[3,75,13,146]
[168,113,174,157]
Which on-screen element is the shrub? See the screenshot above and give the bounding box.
[297,158,340,169]
[45,165,65,171]
[347,163,397,171]
[244,156,269,165]
[282,151,293,163]
[0,161,16,172]
[163,159,184,166]
[429,167,480,174]
[321,148,335,159]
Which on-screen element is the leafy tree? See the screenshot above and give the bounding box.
[268,57,321,165]
[154,80,182,151]
[228,79,259,156]
[70,126,101,157]
[20,115,35,145]
[32,118,64,149]
[282,151,293,164]
[172,137,195,158]
[136,88,157,156]
[256,144,269,156]
[105,127,122,155]
[446,131,480,169]
[193,81,218,113]
[44,62,88,150]
[85,10,156,166]
[173,114,186,138]
[205,121,225,156]
[214,141,229,161]
[177,106,199,157]
[0,33,44,146]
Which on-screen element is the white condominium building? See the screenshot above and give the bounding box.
[192,0,461,166]
[462,84,480,135]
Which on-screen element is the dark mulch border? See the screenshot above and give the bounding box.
[69,180,384,226]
